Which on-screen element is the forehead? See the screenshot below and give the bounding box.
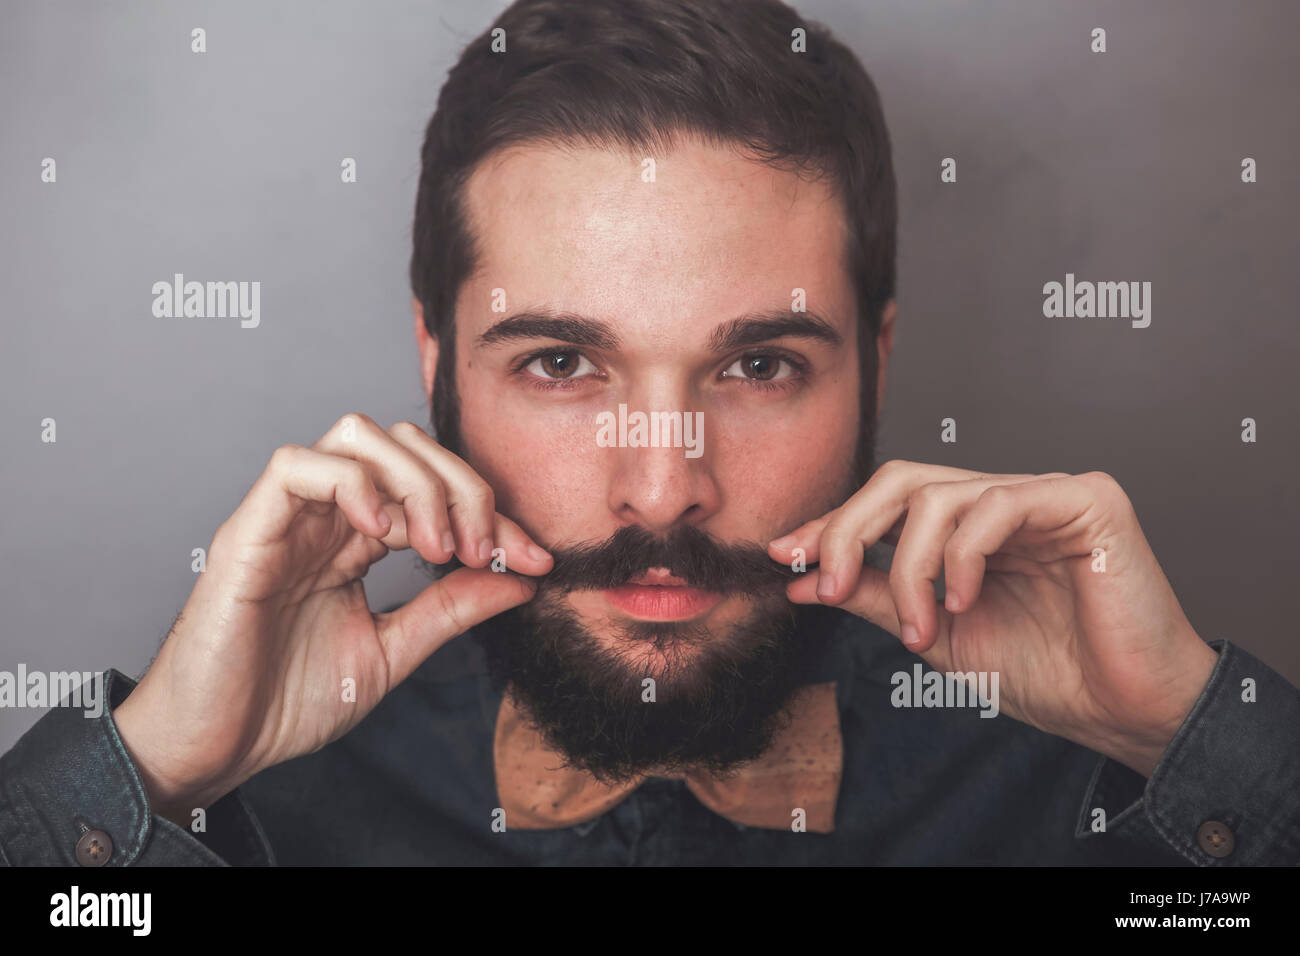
[459,137,853,336]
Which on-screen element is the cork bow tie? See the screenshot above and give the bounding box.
[493,681,842,833]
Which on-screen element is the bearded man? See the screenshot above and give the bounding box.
[3,0,1298,867]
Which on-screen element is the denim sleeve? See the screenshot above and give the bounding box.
[0,668,275,867]
[1075,640,1300,865]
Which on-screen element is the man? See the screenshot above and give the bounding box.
[2,0,1297,866]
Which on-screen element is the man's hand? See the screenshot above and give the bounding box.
[768,462,1218,778]
[113,414,552,825]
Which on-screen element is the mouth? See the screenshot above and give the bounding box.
[602,567,725,621]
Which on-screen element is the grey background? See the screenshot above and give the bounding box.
[2,0,1296,751]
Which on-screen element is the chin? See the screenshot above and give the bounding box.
[474,589,823,783]
[585,614,745,683]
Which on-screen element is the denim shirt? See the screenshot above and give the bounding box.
[2,605,1298,866]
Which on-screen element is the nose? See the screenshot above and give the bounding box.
[604,405,720,533]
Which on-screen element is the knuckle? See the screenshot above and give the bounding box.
[887,567,913,600]
[944,537,974,564]
[269,443,303,471]
[434,585,467,635]
[910,483,946,511]
[875,459,905,481]
[977,483,1014,508]
[887,558,913,586]
[421,475,447,507]
[332,412,375,436]
[1081,470,1131,510]
[1081,470,1118,490]
[466,479,494,507]
[340,458,369,489]
[389,420,427,441]
[817,517,852,553]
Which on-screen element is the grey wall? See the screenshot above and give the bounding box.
[2,0,1296,751]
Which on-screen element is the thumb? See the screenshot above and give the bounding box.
[375,567,537,687]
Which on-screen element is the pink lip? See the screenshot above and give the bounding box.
[603,567,722,621]
[627,568,689,587]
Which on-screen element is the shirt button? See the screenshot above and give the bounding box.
[1196,820,1235,858]
[75,827,114,866]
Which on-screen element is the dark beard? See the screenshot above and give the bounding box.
[428,376,876,784]
[472,524,832,785]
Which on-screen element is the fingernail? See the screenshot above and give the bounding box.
[528,543,551,562]
[770,534,795,551]
[477,539,494,563]
[816,572,837,601]
[901,624,920,648]
[944,591,959,612]
[441,532,455,555]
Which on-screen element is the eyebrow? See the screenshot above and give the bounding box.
[476,311,619,349]
[476,308,844,352]
[707,310,844,351]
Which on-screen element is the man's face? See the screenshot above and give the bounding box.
[429,136,865,779]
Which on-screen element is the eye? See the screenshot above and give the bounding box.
[721,352,796,382]
[524,350,598,380]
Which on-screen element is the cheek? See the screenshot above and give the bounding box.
[706,372,860,514]
[455,378,608,535]
[708,402,858,522]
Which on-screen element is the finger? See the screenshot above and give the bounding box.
[325,530,391,587]
[943,474,1106,614]
[230,444,393,546]
[313,413,453,565]
[374,568,537,685]
[784,469,1068,653]
[376,507,552,577]
[376,500,411,550]
[487,512,553,576]
[384,420,500,570]
[890,474,1072,650]
[768,511,835,562]
[815,469,1042,607]
[886,483,956,649]
[772,510,904,562]
[788,565,900,638]
[372,503,553,577]
[768,461,1009,565]
[790,565,956,673]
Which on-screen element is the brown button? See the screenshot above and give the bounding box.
[75,828,113,866]
[1196,819,1235,858]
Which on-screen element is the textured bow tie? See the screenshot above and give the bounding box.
[493,681,843,833]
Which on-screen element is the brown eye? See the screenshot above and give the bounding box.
[720,352,800,387]
[541,351,578,378]
[523,350,597,381]
[743,354,778,380]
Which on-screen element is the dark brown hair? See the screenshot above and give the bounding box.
[409,0,897,481]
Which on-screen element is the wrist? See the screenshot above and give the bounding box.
[1095,638,1220,778]
[113,693,236,828]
